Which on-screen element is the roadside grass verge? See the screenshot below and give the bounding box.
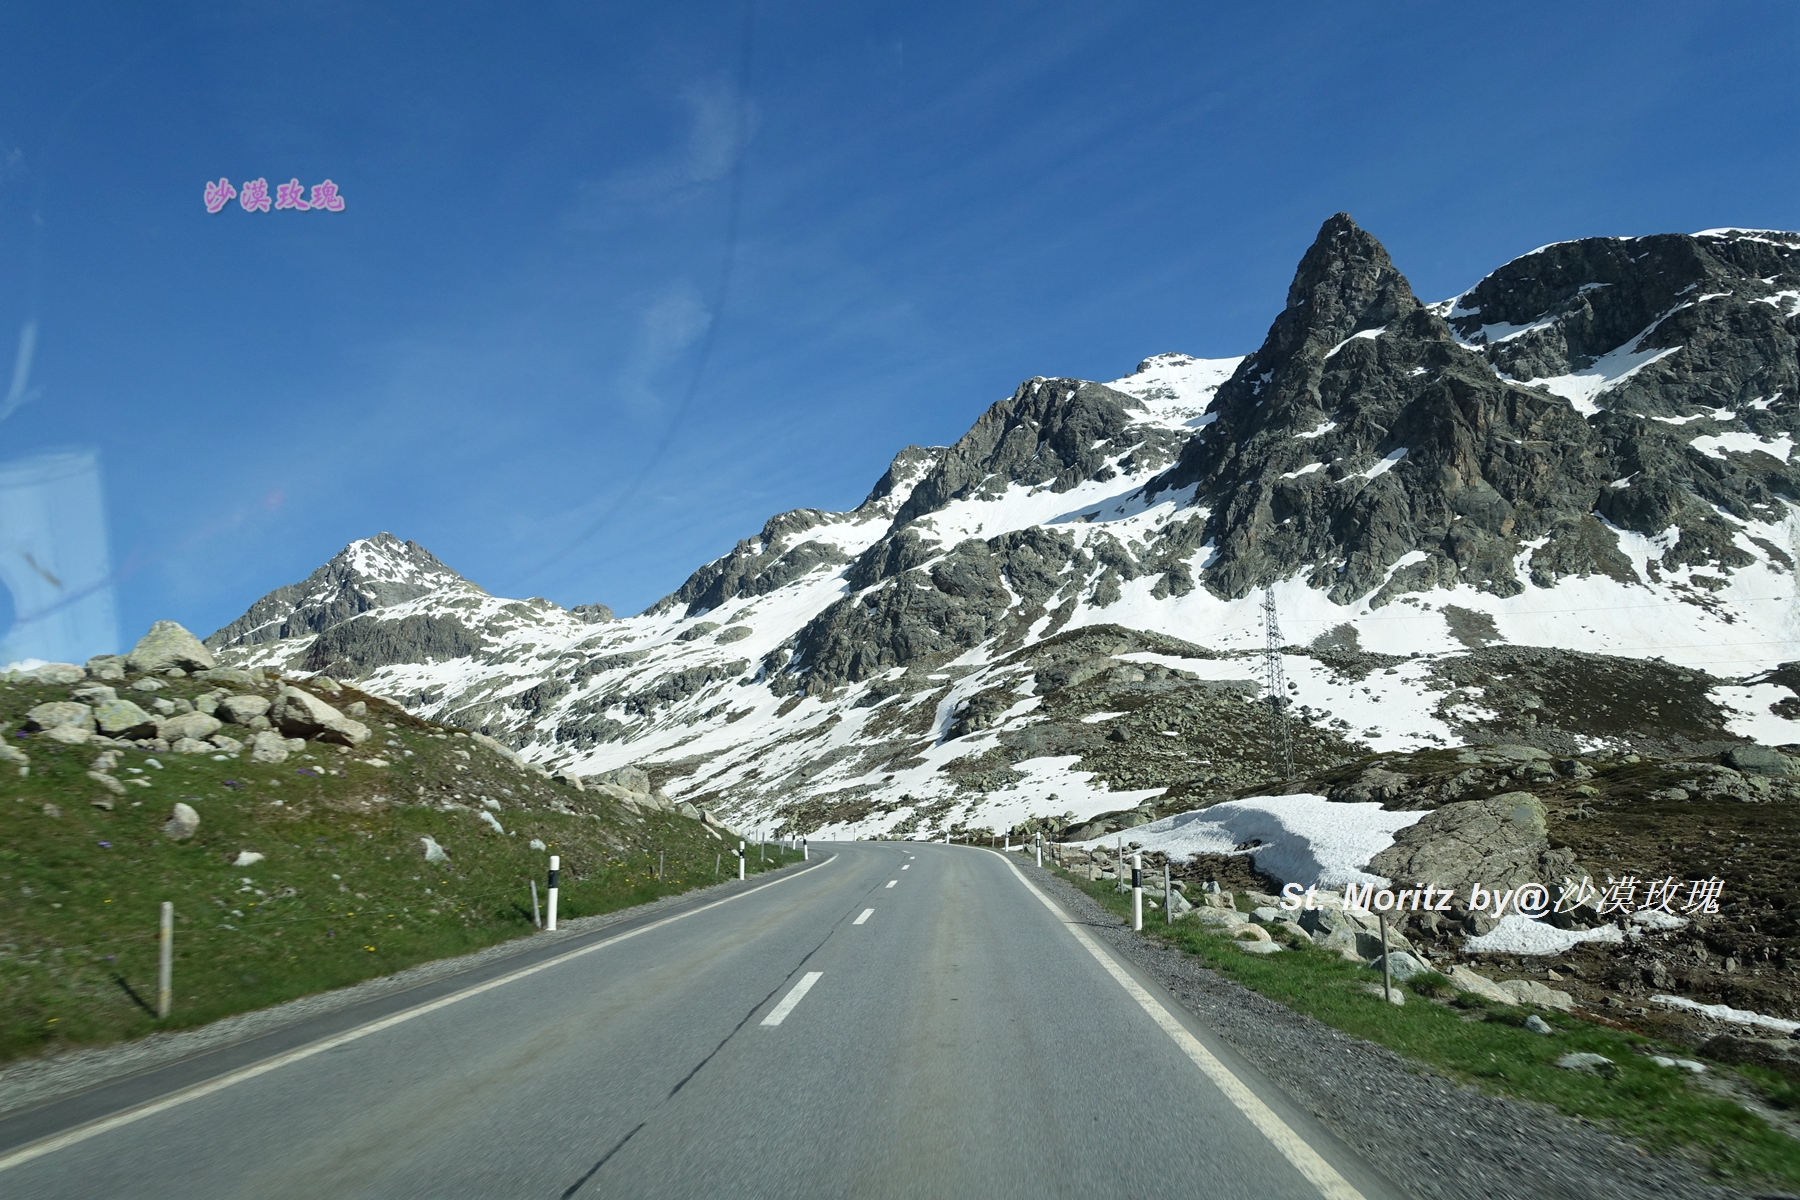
[1053,868,1800,1191]
[1,675,795,1064]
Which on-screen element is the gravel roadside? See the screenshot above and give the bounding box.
[0,868,790,1122]
[1027,861,1784,1200]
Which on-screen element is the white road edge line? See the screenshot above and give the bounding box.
[760,971,823,1027]
[989,851,1366,1200]
[853,909,874,925]
[0,854,839,1176]
[885,880,897,888]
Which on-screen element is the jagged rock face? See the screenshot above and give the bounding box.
[1147,215,1799,603]
[207,533,468,649]
[895,378,1184,523]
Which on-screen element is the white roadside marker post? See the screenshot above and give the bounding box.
[1164,861,1172,926]
[1377,910,1395,1001]
[546,855,560,932]
[738,841,746,880]
[530,878,542,928]
[1131,853,1143,931]
[1004,835,1009,851]
[803,837,808,861]
[1035,834,1042,869]
[156,902,173,1019]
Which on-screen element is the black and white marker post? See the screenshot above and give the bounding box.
[737,841,745,880]
[802,837,808,861]
[546,855,560,932]
[1035,833,1042,868]
[156,901,173,1019]
[1131,852,1143,931]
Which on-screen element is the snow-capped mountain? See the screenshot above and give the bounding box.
[211,216,1800,839]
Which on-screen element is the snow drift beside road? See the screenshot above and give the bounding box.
[1068,794,1426,888]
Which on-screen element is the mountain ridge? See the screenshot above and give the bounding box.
[206,216,1800,840]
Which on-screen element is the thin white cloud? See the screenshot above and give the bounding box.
[569,76,758,226]
[614,281,713,412]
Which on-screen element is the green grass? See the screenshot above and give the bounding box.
[1,674,797,1063]
[1056,869,1800,1190]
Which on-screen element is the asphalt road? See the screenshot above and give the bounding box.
[0,844,1401,1199]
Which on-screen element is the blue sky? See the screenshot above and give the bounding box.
[1,1,1796,658]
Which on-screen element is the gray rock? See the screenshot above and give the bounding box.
[70,683,117,704]
[250,730,292,764]
[1523,1015,1554,1034]
[25,662,86,684]
[209,733,244,754]
[193,667,259,687]
[170,737,214,755]
[270,686,370,745]
[1362,983,1406,1005]
[163,802,200,839]
[677,802,702,819]
[85,656,126,681]
[93,698,158,739]
[1367,791,1575,893]
[216,694,272,725]
[41,724,92,745]
[159,712,223,743]
[1722,744,1797,776]
[127,621,217,674]
[1555,1052,1615,1077]
[420,836,450,863]
[25,702,94,732]
[1444,965,1517,1005]
[129,677,162,692]
[0,743,28,767]
[344,700,367,718]
[591,765,652,794]
[1498,979,1577,1011]
[1249,906,1283,925]
[1368,950,1429,981]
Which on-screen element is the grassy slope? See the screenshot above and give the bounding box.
[1055,869,1800,1191]
[1,674,796,1064]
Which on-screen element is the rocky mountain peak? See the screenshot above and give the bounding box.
[206,533,471,650]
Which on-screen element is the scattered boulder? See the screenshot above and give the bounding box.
[1555,1052,1616,1078]
[193,667,259,687]
[216,694,272,725]
[1361,982,1405,1005]
[170,737,214,755]
[70,683,117,704]
[420,836,450,863]
[344,700,367,718]
[1722,744,1797,777]
[1498,979,1577,1010]
[250,730,292,764]
[1367,791,1576,893]
[163,802,200,839]
[591,765,652,793]
[88,771,127,796]
[0,743,29,768]
[210,733,244,754]
[233,851,265,867]
[677,802,702,819]
[309,675,342,694]
[160,711,223,744]
[1445,964,1517,1005]
[127,621,217,675]
[93,698,158,739]
[129,678,163,692]
[42,724,93,746]
[25,702,95,733]
[270,687,370,745]
[85,656,126,681]
[1523,1015,1554,1034]
[1368,950,1429,981]
[24,662,86,684]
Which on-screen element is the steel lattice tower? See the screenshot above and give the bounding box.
[1262,587,1294,779]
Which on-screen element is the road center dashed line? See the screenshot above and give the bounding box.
[0,855,839,1175]
[854,908,874,925]
[760,972,823,1027]
[901,864,910,869]
[885,880,897,888]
